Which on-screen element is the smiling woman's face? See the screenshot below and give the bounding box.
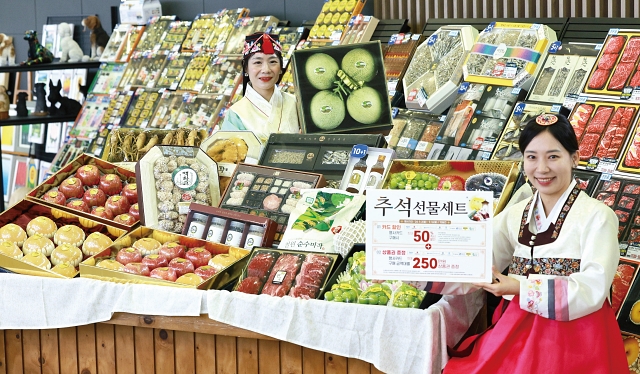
[246,52,281,100]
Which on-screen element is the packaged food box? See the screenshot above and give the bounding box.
[27,154,139,231]
[383,33,422,100]
[339,15,379,45]
[219,164,326,242]
[127,52,169,89]
[202,9,249,52]
[181,13,218,51]
[527,42,599,103]
[134,15,177,53]
[0,199,126,278]
[100,24,133,63]
[155,52,194,90]
[136,146,221,233]
[117,25,145,63]
[179,52,214,91]
[88,63,127,94]
[381,160,519,215]
[79,226,249,289]
[292,41,393,134]
[339,147,396,193]
[615,262,640,336]
[221,16,280,55]
[307,0,367,40]
[491,102,567,161]
[584,30,640,100]
[388,108,445,156]
[403,25,479,112]
[157,21,192,52]
[182,203,277,249]
[70,94,111,140]
[234,247,339,299]
[196,56,242,96]
[273,26,309,69]
[463,22,558,88]
[119,88,161,129]
[259,133,386,189]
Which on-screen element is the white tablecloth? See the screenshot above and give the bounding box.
[0,273,483,374]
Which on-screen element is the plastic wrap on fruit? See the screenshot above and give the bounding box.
[437,175,466,191]
[357,283,392,306]
[348,250,367,282]
[390,283,426,308]
[325,280,361,303]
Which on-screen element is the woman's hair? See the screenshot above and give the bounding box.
[518,113,579,154]
[241,33,284,93]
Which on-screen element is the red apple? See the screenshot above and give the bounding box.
[116,247,143,265]
[99,174,123,196]
[66,199,90,213]
[159,241,186,261]
[129,203,140,221]
[194,265,217,279]
[150,267,177,282]
[141,254,168,270]
[114,213,136,226]
[91,206,114,220]
[105,195,130,216]
[83,188,107,208]
[122,183,138,205]
[169,257,195,277]
[185,247,211,269]
[43,190,67,205]
[58,177,84,199]
[75,165,101,186]
[124,262,151,276]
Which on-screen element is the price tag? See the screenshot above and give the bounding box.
[550,104,562,113]
[426,34,438,46]
[548,41,561,53]
[513,102,526,116]
[596,157,617,176]
[458,82,470,94]
[217,162,237,177]
[632,88,640,101]
[609,28,620,35]
[365,190,493,283]
[417,87,428,107]
[621,86,633,100]
[396,137,410,148]
[625,245,640,259]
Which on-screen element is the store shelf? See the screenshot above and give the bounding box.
[0,61,101,73]
[0,113,77,127]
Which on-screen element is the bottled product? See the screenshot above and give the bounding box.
[205,217,227,243]
[186,213,208,238]
[225,221,245,247]
[365,155,387,189]
[346,155,368,193]
[244,225,265,250]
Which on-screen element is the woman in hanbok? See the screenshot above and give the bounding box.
[220,32,300,142]
[438,113,627,373]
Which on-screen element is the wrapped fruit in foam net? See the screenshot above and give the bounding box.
[333,220,366,257]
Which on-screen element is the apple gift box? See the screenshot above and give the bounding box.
[0,199,127,278]
[26,153,140,232]
[79,226,250,289]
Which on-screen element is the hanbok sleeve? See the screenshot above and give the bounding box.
[519,204,619,321]
[220,110,246,131]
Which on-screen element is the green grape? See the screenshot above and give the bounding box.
[389,179,398,189]
[417,180,425,188]
[378,295,389,305]
[333,289,344,297]
[395,301,409,308]
[325,291,334,301]
[358,298,369,304]
[334,296,344,302]
[409,301,420,308]
[429,176,437,183]
[398,182,406,189]
[425,181,432,189]
[411,180,418,187]
[368,293,379,305]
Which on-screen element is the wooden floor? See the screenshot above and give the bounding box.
[0,315,384,374]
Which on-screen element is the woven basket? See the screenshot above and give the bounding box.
[400,161,453,176]
[474,161,515,177]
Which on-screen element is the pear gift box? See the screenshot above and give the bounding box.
[291,41,393,134]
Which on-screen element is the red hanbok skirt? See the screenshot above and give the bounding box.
[444,296,628,374]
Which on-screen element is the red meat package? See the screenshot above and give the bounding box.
[624,131,640,168]
[603,35,627,54]
[588,68,611,90]
[570,104,594,139]
[288,254,333,299]
[260,254,303,297]
[608,62,635,90]
[246,252,278,279]
[598,53,619,70]
[611,262,637,314]
[621,37,640,63]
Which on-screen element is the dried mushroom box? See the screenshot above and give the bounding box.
[403,25,478,113]
[79,226,250,289]
[26,154,139,231]
[219,164,326,242]
[463,22,557,88]
[234,247,338,299]
[527,42,599,104]
[136,146,221,234]
[584,30,640,99]
[292,41,393,134]
[381,160,519,215]
[0,199,126,278]
[566,100,640,167]
[491,101,563,161]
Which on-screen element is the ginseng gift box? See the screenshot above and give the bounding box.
[463,22,557,88]
[0,199,126,278]
[79,226,250,289]
[403,25,478,113]
[291,41,393,134]
[584,30,640,100]
[258,133,385,189]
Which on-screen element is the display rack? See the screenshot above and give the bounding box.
[420,17,569,38]
[560,17,640,43]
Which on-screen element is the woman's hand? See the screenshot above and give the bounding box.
[473,266,520,297]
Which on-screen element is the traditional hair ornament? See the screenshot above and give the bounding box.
[535,113,559,126]
[242,33,282,58]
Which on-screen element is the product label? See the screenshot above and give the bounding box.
[206,226,224,243]
[492,43,508,59]
[347,169,366,191]
[225,230,242,247]
[187,222,205,239]
[366,171,383,189]
[172,166,199,190]
[272,270,287,285]
[244,233,263,250]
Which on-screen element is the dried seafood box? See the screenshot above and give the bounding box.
[568,100,640,166]
[273,26,309,69]
[527,42,600,104]
[70,94,111,140]
[234,247,339,299]
[436,83,526,157]
[100,24,133,63]
[155,52,193,90]
[592,178,640,242]
[584,29,640,100]
[157,21,192,53]
[133,15,176,53]
[219,164,326,242]
[292,41,393,134]
[463,22,557,88]
[258,133,385,189]
[88,63,126,94]
[307,0,367,40]
[491,102,563,161]
[384,33,421,100]
[388,108,446,159]
[221,16,280,55]
[404,25,478,112]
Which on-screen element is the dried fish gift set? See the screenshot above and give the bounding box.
[258,133,386,188]
[527,42,599,103]
[585,30,640,98]
[436,83,526,152]
[235,248,338,299]
[219,164,326,242]
[403,25,478,112]
[463,22,557,88]
[292,41,393,133]
[567,100,639,166]
[388,109,445,159]
[136,146,221,233]
[339,147,395,194]
[491,102,560,161]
